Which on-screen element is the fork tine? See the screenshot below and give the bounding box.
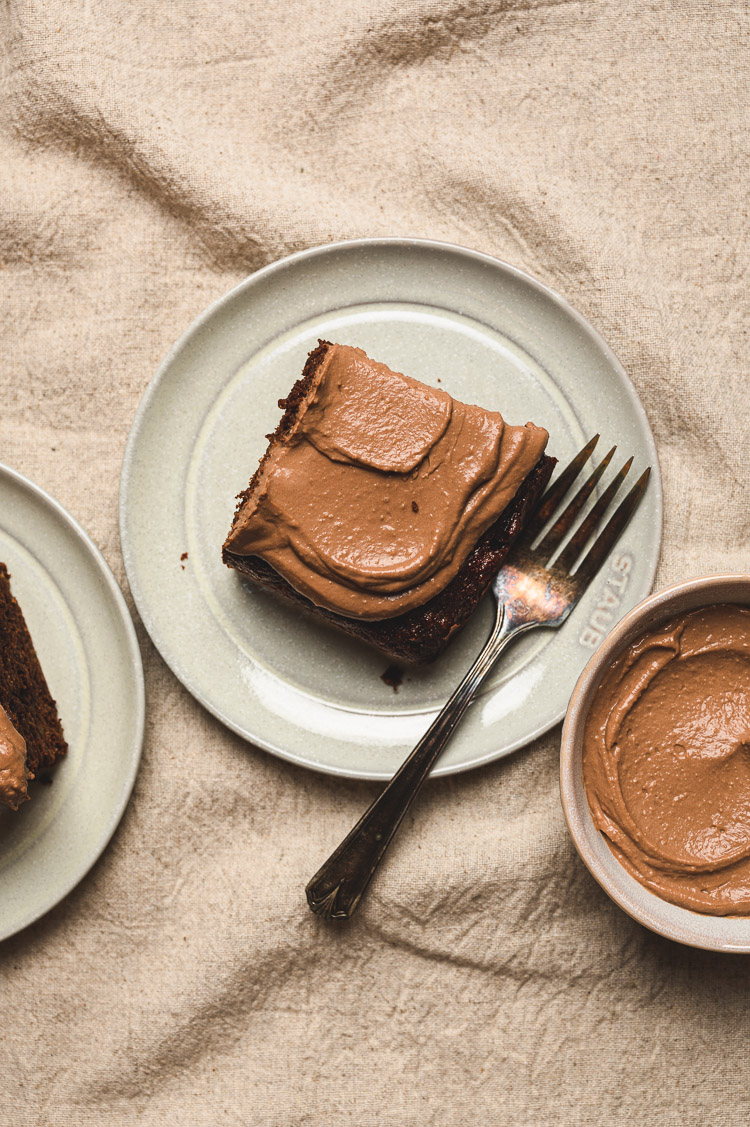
[573,467,651,586]
[535,446,616,560]
[556,456,633,572]
[525,434,599,538]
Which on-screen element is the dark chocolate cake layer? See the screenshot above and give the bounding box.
[0,563,68,774]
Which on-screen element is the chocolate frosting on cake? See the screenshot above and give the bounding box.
[224,344,548,620]
[0,702,31,811]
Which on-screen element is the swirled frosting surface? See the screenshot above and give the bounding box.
[583,604,750,915]
[225,343,548,620]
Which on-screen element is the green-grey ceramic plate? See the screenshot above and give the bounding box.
[0,464,144,941]
[119,238,661,780]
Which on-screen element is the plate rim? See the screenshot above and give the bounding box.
[119,236,663,780]
[0,461,145,941]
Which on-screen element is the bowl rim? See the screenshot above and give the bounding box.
[560,572,750,952]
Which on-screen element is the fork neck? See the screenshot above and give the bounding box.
[476,596,539,676]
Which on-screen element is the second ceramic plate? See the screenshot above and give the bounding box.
[0,464,144,941]
[120,238,661,779]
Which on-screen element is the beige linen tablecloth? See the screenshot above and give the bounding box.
[1,2,748,1123]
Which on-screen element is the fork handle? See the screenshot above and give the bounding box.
[305,602,533,920]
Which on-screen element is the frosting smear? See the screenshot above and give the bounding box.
[0,702,31,811]
[225,343,548,620]
[583,604,750,915]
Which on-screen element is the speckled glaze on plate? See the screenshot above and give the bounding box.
[561,574,750,953]
[0,464,144,942]
[119,238,661,780]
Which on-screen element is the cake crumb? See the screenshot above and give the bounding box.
[411,501,419,513]
[180,551,188,571]
[381,664,404,692]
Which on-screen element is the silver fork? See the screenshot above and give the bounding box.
[306,436,651,921]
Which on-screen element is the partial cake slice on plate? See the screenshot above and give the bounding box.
[223,341,554,663]
[0,563,67,809]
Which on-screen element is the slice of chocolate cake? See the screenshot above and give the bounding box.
[0,563,67,809]
[223,342,554,664]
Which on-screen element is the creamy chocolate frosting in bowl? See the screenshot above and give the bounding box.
[561,576,750,952]
[582,603,750,915]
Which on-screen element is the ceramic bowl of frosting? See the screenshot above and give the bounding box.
[560,574,750,952]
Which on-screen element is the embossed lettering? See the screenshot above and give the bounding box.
[599,586,620,609]
[591,608,614,633]
[578,553,635,648]
[580,627,602,648]
[607,572,629,595]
